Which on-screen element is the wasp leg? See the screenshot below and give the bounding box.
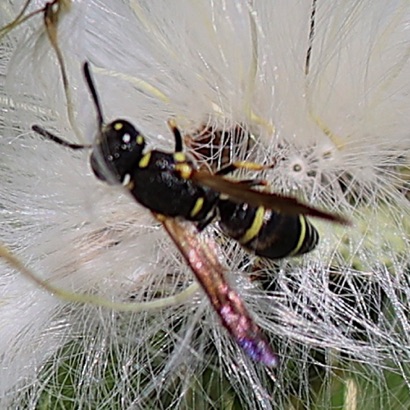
[216,161,275,176]
[235,178,268,187]
[196,208,218,232]
[167,119,184,153]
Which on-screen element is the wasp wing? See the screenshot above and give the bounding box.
[191,170,350,225]
[155,214,278,367]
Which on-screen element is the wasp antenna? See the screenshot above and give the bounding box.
[83,62,104,128]
[32,125,91,150]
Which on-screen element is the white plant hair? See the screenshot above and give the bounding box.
[1,0,410,409]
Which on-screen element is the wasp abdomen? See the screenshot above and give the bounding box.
[218,200,319,259]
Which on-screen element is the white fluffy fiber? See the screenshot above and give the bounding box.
[1,1,410,409]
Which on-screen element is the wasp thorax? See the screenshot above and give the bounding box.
[90,119,146,184]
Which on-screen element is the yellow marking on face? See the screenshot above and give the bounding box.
[175,163,192,179]
[136,135,144,145]
[289,215,306,256]
[174,152,186,163]
[139,152,152,168]
[114,122,123,131]
[190,197,204,218]
[240,206,265,244]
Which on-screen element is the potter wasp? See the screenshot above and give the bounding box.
[32,62,348,367]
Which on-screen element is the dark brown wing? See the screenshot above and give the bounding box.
[155,214,278,367]
[191,170,350,225]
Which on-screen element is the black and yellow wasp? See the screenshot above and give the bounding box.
[32,62,347,367]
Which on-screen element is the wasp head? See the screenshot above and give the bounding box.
[90,119,146,184]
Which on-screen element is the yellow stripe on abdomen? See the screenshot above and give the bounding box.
[239,206,265,244]
[190,197,204,218]
[289,215,306,256]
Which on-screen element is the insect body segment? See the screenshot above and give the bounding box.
[126,149,219,221]
[182,142,320,259]
[218,201,319,259]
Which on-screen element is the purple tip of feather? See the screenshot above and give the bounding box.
[238,338,279,367]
